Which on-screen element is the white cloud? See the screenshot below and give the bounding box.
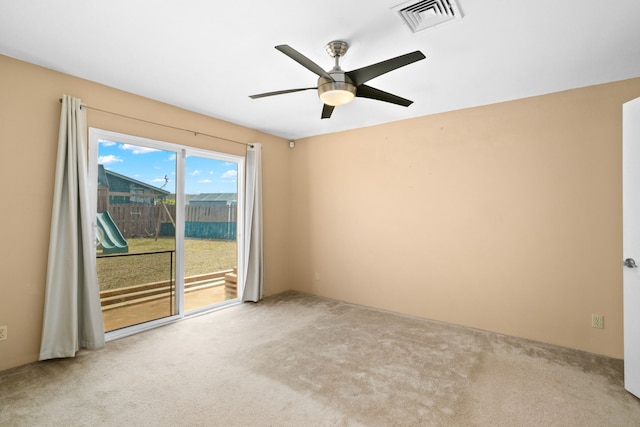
[190,170,201,176]
[98,155,123,165]
[199,179,213,183]
[120,144,159,154]
[221,170,237,179]
[98,140,116,147]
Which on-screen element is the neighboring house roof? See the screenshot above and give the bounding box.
[98,164,171,195]
[97,164,110,187]
[190,193,237,203]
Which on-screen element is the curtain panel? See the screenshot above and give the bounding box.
[242,143,264,302]
[40,95,105,360]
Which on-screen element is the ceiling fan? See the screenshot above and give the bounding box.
[249,41,426,119]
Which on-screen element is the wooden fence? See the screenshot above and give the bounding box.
[105,204,237,239]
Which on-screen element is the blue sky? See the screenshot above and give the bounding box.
[98,140,238,195]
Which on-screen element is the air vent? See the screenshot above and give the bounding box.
[392,0,463,33]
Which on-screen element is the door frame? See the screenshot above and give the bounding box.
[623,97,640,398]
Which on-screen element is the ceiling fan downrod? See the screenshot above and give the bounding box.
[325,40,349,70]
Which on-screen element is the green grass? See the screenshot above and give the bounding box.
[96,237,237,291]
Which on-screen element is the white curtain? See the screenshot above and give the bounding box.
[40,95,105,360]
[242,143,264,302]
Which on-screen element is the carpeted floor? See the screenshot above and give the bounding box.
[1,291,639,426]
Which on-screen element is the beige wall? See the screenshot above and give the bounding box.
[0,55,291,371]
[2,52,639,372]
[290,78,640,358]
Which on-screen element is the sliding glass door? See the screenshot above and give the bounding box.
[95,141,178,331]
[183,154,239,313]
[89,129,244,336]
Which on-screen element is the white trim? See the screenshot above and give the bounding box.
[175,148,186,315]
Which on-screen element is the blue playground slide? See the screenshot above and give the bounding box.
[96,212,128,254]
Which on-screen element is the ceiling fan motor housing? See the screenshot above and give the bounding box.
[317,72,356,106]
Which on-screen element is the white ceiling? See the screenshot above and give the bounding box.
[1,0,639,140]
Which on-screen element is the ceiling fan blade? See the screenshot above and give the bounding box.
[356,84,413,107]
[321,104,335,119]
[249,87,317,99]
[275,45,334,80]
[347,51,426,86]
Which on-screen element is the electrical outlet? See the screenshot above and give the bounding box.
[592,314,604,329]
[0,325,7,341]
[314,272,320,281]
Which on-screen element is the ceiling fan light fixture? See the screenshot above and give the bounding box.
[318,77,356,106]
[319,88,355,106]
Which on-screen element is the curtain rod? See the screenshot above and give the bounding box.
[59,98,252,148]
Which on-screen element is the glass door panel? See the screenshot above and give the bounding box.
[184,155,239,312]
[95,139,177,332]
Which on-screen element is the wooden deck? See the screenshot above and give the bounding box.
[101,274,236,332]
